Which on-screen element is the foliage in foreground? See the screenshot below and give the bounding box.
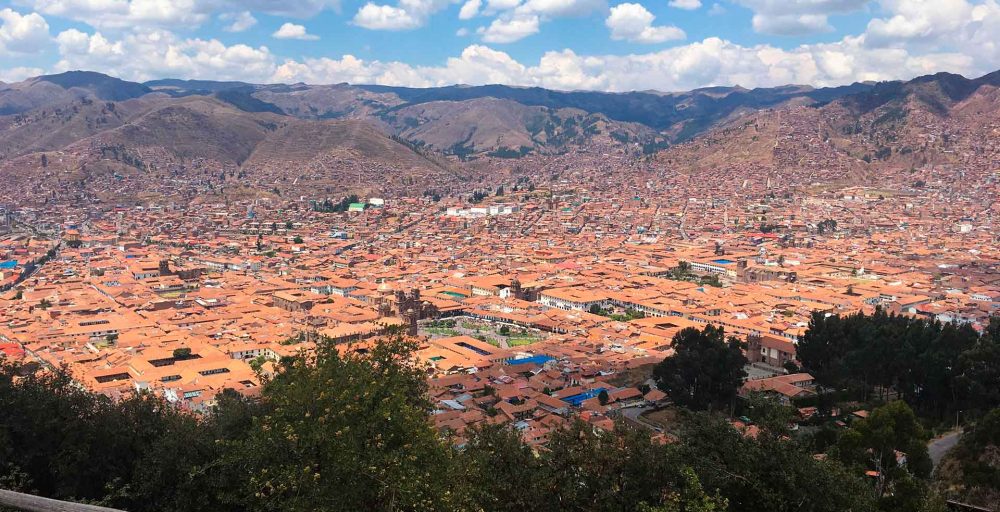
[797,311,1000,422]
[0,337,965,512]
[934,408,1000,509]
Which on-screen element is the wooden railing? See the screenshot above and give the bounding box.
[0,490,124,512]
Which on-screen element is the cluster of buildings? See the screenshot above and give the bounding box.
[0,124,997,442]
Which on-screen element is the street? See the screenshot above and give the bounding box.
[928,430,963,470]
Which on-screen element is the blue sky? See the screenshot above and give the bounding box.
[0,1,997,91]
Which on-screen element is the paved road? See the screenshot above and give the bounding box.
[928,430,962,469]
[620,405,664,432]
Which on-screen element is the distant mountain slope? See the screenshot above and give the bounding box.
[251,83,402,119]
[145,78,254,94]
[130,74,881,149]
[0,68,998,205]
[657,69,1000,189]
[380,97,662,154]
[245,118,452,174]
[36,71,152,101]
[0,93,461,205]
[357,82,877,135]
[89,96,283,165]
[0,71,155,116]
[0,95,166,159]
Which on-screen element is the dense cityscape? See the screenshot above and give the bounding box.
[0,23,999,512]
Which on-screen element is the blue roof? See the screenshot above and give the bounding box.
[0,260,17,269]
[561,387,607,407]
[506,354,554,366]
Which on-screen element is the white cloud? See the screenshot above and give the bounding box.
[0,8,51,54]
[0,66,44,82]
[515,0,605,17]
[482,0,521,14]
[471,0,602,43]
[866,0,978,45]
[353,3,422,29]
[221,11,257,32]
[752,13,832,35]
[352,0,453,30]
[54,28,277,82]
[272,22,319,39]
[478,13,539,42]
[22,0,341,30]
[25,0,210,29]
[668,0,701,9]
[863,0,1000,65]
[269,32,999,92]
[238,0,341,18]
[606,3,685,43]
[459,0,481,18]
[707,3,725,15]
[735,0,869,35]
[30,1,1000,95]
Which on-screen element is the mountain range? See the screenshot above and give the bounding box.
[0,68,997,204]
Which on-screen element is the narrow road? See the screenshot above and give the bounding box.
[620,405,663,432]
[928,430,962,469]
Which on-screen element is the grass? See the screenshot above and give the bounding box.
[422,327,458,336]
[507,337,542,347]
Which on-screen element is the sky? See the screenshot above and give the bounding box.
[0,0,997,91]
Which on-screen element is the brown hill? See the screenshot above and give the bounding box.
[251,83,402,120]
[87,96,286,165]
[380,98,662,155]
[0,96,167,160]
[658,71,1000,191]
[0,95,461,205]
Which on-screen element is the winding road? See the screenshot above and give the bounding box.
[928,430,962,469]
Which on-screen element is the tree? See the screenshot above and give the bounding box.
[292,235,303,244]
[832,401,932,502]
[797,310,986,421]
[598,389,610,405]
[741,392,795,437]
[539,421,677,511]
[637,467,728,512]
[677,413,875,512]
[172,347,192,359]
[0,361,230,512]
[459,425,546,511]
[955,321,1000,416]
[653,325,748,411]
[237,338,463,511]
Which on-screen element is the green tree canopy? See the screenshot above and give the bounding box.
[653,325,748,411]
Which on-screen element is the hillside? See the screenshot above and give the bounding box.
[0,68,997,205]
[379,98,662,155]
[88,96,284,165]
[142,74,881,151]
[656,70,1000,191]
[0,94,462,205]
[0,95,166,159]
[0,71,155,115]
